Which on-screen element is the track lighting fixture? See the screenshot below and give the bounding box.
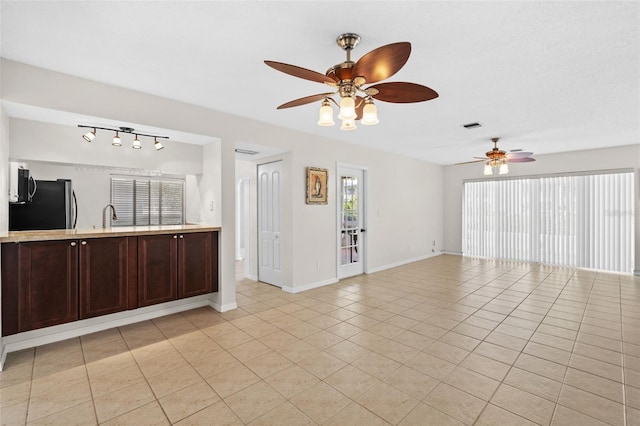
[78,125,168,151]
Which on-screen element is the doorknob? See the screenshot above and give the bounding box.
[361,229,366,233]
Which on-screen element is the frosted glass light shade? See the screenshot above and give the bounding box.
[483,163,493,175]
[338,97,356,120]
[112,132,122,146]
[132,136,142,149]
[83,129,96,142]
[317,102,335,126]
[361,101,379,125]
[499,162,509,175]
[154,138,164,151]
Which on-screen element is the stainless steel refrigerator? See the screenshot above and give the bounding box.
[9,179,77,231]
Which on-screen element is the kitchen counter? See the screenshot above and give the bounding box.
[0,224,221,243]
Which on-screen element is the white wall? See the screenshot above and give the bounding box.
[443,144,640,272]
[0,107,9,235]
[0,104,9,364]
[10,118,204,174]
[1,59,445,300]
[8,118,209,229]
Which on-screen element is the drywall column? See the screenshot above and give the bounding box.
[0,105,9,369]
[217,138,237,310]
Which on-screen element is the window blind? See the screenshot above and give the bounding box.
[463,171,634,273]
[110,177,184,226]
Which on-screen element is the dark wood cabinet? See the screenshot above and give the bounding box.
[139,231,219,306]
[1,240,78,335]
[178,231,218,298]
[2,230,219,336]
[138,234,178,307]
[79,237,137,319]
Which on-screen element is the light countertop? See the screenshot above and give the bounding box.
[0,224,221,243]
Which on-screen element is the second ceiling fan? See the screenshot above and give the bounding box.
[264,33,439,130]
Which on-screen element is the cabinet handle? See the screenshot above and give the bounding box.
[70,242,77,247]
[81,241,87,246]
[173,235,178,239]
[179,235,184,239]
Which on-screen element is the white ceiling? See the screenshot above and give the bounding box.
[1,1,638,165]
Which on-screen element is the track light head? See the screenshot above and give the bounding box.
[112,131,122,147]
[154,137,164,151]
[83,128,96,142]
[132,135,142,149]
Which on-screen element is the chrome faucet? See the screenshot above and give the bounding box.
[102,203,118,228]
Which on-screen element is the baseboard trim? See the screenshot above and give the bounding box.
[366,253,440,274]
[210,301,238,312]
[441,250,463,256]
[282,277,339,294]
[245,274,258,281]
[0,295,213,370]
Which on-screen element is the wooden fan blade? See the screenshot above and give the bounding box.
[455,159,485,165]
[507,157,536,163]
[473,156,489,160]
[352,42,411,84]
[277,93,334,109]
[369,82,439,103]
[265,60,334,84]
[507,151,534,159]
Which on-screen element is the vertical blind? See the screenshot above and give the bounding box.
[110,177,184,226]
[463,171,635,273]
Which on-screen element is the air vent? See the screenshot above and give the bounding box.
[462,122,482,129]
[235,148,259,155]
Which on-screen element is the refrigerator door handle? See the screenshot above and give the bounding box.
[28,177,37,202]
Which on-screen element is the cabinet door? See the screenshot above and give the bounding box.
[138,234,177,307]
[178,232,213,298]
[17,240,79,332]
[79,237,136,319]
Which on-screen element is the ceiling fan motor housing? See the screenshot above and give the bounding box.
[336,33,360,51]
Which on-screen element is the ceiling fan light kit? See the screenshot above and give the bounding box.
[265,33,438,131]
[458,137,536,175]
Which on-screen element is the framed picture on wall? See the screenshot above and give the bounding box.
[306,167,328,204]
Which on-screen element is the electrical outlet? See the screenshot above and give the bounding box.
[432,240,436,246]
[209,201,214,211]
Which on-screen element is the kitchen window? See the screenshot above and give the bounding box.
[110,177,184,226]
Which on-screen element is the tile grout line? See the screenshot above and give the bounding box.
[548,270,595,425]
[467,264,561,425]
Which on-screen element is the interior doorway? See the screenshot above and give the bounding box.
[337,165,366,279]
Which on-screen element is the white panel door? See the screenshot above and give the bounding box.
[338,166,365,279]
[257,161,283,286]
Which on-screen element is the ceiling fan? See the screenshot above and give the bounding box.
[264,33,438,130]
[457,138,536,175]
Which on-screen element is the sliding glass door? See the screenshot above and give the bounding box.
[463,170,634,273]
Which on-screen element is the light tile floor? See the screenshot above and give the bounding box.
[1,255,640,425]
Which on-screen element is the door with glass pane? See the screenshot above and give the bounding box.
[338,166,365,278]
[257,161,283,287]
